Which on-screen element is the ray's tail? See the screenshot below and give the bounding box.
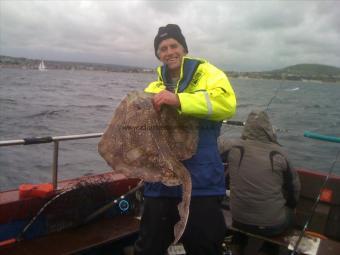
[173,167,192,244]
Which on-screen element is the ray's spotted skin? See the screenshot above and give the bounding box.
[98,90,198,244]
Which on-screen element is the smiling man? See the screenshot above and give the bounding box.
[134,24,237,255]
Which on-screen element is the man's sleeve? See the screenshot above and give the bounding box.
[178,67,236,121]
[144,81,165,93]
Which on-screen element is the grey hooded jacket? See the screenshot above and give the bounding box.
[218,111,301,227]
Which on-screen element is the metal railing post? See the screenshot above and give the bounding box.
[52,141,59,190]
[0,132,104,190]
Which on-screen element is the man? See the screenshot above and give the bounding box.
[218,111,301,255]
[134,24,237,255]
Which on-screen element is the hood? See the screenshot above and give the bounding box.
[241,110,278,144]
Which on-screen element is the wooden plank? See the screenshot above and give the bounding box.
[317,238,340,255]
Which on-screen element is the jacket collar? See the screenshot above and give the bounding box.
[158,57,203,93]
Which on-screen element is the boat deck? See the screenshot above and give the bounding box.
[2,209,340,255]
[222,208,340,255]
[1,168,340,255]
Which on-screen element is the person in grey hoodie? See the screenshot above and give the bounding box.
[218,110,301,255]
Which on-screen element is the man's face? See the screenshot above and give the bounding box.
[157,38,187,73]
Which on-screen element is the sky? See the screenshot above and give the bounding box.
[0,0,339,72]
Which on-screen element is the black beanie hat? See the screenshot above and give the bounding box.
[154,24,188,59]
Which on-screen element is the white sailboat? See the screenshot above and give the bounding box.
[38,59,47,71]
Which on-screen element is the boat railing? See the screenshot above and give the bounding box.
[0,133,103,190]
[0,120,246,191]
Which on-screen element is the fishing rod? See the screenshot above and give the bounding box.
[84,180,144,224]
[290,131,340,255]
[222,120,245,126]
[266,82,283,112]
[16,179,144,242]
[222,81,285,128]
[16,186,74,242]
[265,83,302,133]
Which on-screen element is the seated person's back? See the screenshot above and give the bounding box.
[218,110,301,255]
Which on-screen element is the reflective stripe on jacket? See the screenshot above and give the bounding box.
[144,57,237,197]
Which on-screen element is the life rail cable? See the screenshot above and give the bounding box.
[0,133,103,147]
[0,121,246,147]
[290,131,340,255]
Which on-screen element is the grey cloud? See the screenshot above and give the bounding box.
[1,0,339,71]
[143,0,187,14]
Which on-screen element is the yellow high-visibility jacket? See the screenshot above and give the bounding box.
[145,56,236,121]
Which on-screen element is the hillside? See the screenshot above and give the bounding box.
[272,64,340,76]
[228,63,340,83]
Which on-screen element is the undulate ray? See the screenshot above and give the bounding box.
[98,91,198,245]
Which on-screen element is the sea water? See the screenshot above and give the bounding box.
[0,68,339,191]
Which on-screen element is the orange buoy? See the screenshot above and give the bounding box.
[19,183,54,199]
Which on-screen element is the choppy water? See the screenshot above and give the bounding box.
[1,68,339,191]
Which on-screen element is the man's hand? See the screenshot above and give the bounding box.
[152,90,180,112]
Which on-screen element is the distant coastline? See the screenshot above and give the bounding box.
[0,55,154,74]
[1,55,339,83]
[226,72,340,84]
